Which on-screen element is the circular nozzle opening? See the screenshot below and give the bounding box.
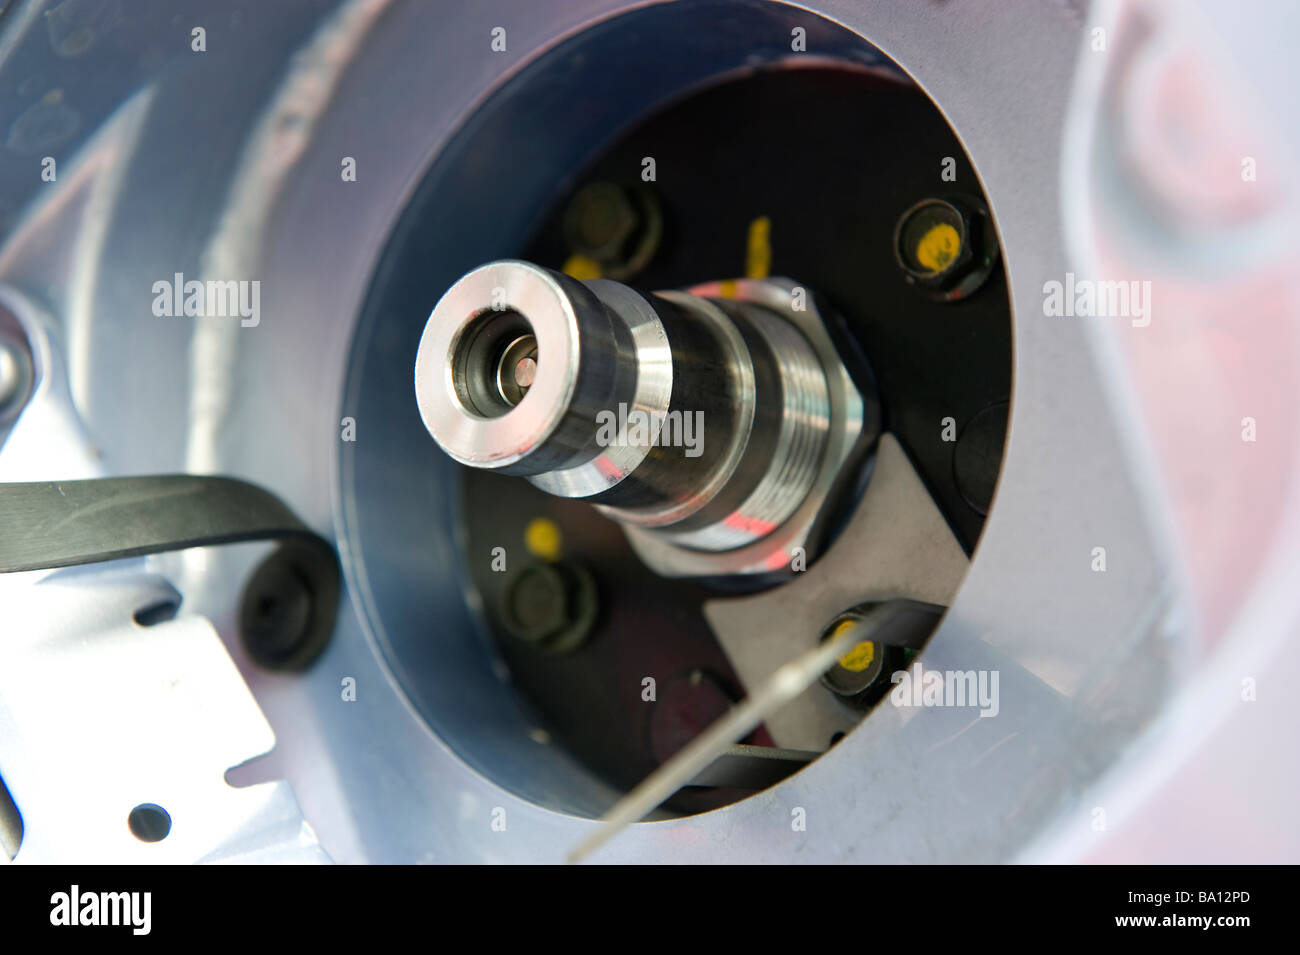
[415,260,588,473]
[450,308,538,418]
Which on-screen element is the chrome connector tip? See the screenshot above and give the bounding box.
[415,260,603,475]
[415,261,873,576]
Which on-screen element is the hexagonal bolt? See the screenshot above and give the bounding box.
[818,601,943,709]
[893,197,1000,302]
[818,612,897,707]
[501,559,597,654]
[562,181,663,281]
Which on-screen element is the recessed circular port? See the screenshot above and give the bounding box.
[343,1,1010,821]
[450,309,536,418]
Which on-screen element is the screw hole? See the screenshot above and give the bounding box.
[127,803,171,842]
[133,599,179,627]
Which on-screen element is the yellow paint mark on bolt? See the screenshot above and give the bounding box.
[562,254,603,281]
[830,619,875,672]
[915,222,960,273]
[838,641,876,673]
[745,215,772,279]
[718,279,739,299]
[524,517,563,561]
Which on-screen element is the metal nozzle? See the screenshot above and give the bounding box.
[415,260,867,576]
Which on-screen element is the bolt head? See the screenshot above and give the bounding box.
[563,182,639,264]
[505,562,569,643]
[893,197,999,303]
